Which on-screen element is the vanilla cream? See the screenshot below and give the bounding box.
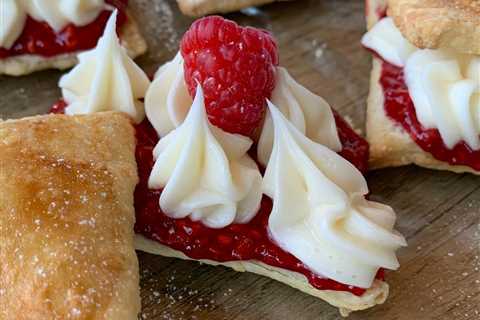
[145,54,342,158]
[263,102,406,288]
[257,67,342,166]
[59,11,150,123]
[148,85,263,229]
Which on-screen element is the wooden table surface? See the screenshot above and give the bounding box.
[1,0,479,319]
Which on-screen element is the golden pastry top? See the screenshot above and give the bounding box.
[388,0,480,54]
[0,112,140,320]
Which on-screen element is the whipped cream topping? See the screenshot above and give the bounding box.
[0,0,106,49]
[263,102,406,288]
[361,17,416,67]
[148,85,263,229]
[59,11,150,123]
[145,53,192,137]
[145,54,342,158]
[257,67,342,166]
[0,0,27,49]
[362,17,480,150]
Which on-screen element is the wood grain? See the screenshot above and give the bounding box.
[0,0,478,319]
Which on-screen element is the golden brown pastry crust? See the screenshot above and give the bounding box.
[135,235,389,317]
[0,11,147,76]
[176,0,285,16]
[0,112,141,319]
[387,0,480,54]
[366,0,480,175]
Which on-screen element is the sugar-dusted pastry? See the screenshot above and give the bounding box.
[388,0,480,55]
[133,16,406,316]
[0,112,140,319]
[0,0,146,76]
[176,0,288,16]
[362,0,480,174]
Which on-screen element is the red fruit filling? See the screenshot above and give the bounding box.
[366,5,479,170]
[50,101,377,296]
[181,16,279,138]
[379,59,480,171]
[0,0,128,59]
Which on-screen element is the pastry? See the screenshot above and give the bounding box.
[176,0,288,16]
[388,0,480,55]
[0,0,146,76]
[362,0,480,174]
[0,112,140,319]
[52,15,406,316]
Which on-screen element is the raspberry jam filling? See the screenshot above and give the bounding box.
[0,0,128,59]
[134,116,381,297]
[379,59,480,171]
[50,100,379,295]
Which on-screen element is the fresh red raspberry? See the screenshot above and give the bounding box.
[181,16,279,137]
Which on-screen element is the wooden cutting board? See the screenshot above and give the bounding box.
[0,1,478,319]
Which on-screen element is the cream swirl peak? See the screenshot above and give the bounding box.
[145,53,191,137]
[145,54,342,158]
[148,85,263,229]
[59,11,150,123]
[0,0,106,49]
[257,67,341,166]
[362,17,480,151]
[263,102,406,288]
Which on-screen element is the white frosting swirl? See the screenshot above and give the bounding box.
[263,102,406,288]
[405,51,480,149]
[148,85,263,229]
[362,17,480,150]
[25,0,106,31]
[257,67,342,166]
[145,53,192,137]
[0,0,106,49]
[59,11,150,123]
[145,55,342,160]
[361,17,416,67]
[0,0,27,49]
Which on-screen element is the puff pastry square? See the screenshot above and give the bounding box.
[387,0,480,55]
[365,0,480,175]
[0,11,147,76]
[0,112,141,319]
[177,0,288,16]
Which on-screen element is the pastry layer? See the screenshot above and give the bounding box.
[0,112,140,319]
[387,0,480,54]
[177,0,285,16]
[0,12,147,76]
[135,234,389,317]
[366,0,480,174]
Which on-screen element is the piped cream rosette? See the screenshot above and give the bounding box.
[145,54,342,154]
[59,11,150,123]
[262,102,406,288]
[148,85,263,229]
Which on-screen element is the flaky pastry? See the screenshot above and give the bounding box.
[387,0,480,54]
[135,235,389,317]
[0,112,141,319]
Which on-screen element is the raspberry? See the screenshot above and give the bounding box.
[181,16,279,137]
